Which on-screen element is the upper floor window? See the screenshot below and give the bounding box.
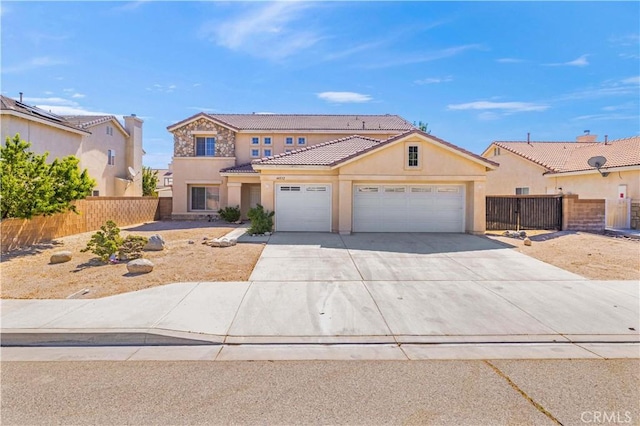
[285,137,294,145]
[297,137,306,145]
[108,149,116,166]
[263,137,272,145]
[196,137,216,156]
[493,147,501,156]
[251,148,260,158]
[164,177,173,186]
[251,137,260,145]
[408,145,419,167]
[106,126,113,136]
[516,187,529,195]
[263,148,272,157]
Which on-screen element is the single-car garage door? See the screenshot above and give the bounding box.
[276,184,332,231]
[353,184,464,232]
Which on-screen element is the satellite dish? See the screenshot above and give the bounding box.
[128,167,138,179]
[587,156,609,177]
[587,156,607,168]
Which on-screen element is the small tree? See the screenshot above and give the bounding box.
[81,220,123,262]
[247,204,274,234]
[413,121,431,134]
[0,134,95,219]
[142,167,159,197]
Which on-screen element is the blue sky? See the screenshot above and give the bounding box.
[2,1,639,169]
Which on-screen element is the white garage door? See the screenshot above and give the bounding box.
[276,184,331,232]
[353,185,464,232]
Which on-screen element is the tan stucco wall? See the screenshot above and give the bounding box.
[1,115,83,160]
[548,170,640,201]
[1,115,144,197]
[234,132,398,165]
[171,157,236,215]
[483,146,550,195]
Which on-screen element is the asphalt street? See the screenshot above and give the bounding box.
[2,359,639,425]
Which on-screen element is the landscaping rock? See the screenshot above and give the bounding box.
[144,234,165,251]
[127,258,154,274]
[206,237,237,248]
[523,237,532,246]
[50,251,72,264]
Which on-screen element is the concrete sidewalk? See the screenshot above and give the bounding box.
[2,279,638,359]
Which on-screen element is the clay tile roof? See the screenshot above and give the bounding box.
[253,135,386,167]
[62,115,117,129]
[220,163,258,174]
[493,136,640,173]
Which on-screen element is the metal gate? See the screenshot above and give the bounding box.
[486,195,563,230]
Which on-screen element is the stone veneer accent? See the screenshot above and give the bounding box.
[631,201,640,230]
[562,194,606,232]
[172,118,236,157]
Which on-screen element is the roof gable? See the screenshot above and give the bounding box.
[253,130,498,170]
[62,115,129,137]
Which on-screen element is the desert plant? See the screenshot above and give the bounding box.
[81,220,123,262]
[142,167,158,197]
[247,204,274,234]
[118,235,148,260]
[218,205,241,223]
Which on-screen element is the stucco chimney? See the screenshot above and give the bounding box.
[123,114,144,196]
[576,130,597,143]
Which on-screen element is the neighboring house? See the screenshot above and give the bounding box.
[152,166,173,198]
[481,134,640,228]
[167,113,497,234]
[1,95,143,196]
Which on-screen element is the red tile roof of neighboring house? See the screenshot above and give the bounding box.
[168,112,415,132]
[253,130,498,169]
[493,136,640,173]
[63,115,116,129]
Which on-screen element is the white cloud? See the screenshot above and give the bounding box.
[447,101,549,112]
[317,91,372,103]
[497,58,525,63]
[415,76,453,85]
[1,56,66,74]
[201,2,323,60]
[573,113,639,121]
[23,96,110,116]
[364,44,482,69]
[544,54,589,67]
[620,76,640,85]
[71,93,86,99]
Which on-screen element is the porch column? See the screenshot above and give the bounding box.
[227,182,242,209]
[467,180,486,235]
[338,179,353,235]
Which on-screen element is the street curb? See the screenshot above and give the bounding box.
[0,329,224,347]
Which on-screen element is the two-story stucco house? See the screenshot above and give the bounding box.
[1,95,144,196]
[481,134,640,229]
[168,113,498,234]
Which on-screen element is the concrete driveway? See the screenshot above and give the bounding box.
[250,232,585,282]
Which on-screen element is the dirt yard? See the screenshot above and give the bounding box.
[1,221,264,299]
[486,230,640,280]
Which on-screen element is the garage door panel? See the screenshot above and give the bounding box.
[276,184,331,232]
[353,184,464,233]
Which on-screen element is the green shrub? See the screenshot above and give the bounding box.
[218,205,241,223]
[118,235,148,260]
[247,204,274,234]
[81,220,123,262]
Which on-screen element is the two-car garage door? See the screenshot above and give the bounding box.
[275,183,464,233]
[353,184,464,232]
